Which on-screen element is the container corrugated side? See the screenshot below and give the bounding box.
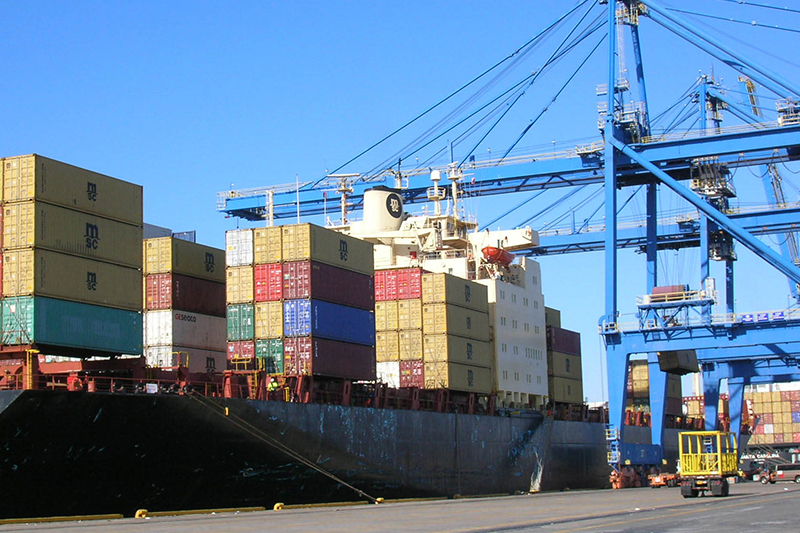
[398,329,423,361]
[375,300,398,331]
[547,349,583,379]
[281,223,374,275]
[376,330,399,362]
[1,154,143,225]
[144,310,226,351]
[283,299,375,346]
[397,298,422,330]
[421,272,489,312]
[283,336,375,381]
[143,345,226,374]
[226,266,254,303]
[421,303,490,341]
[253,227,282,264]
[255,301,283,339]
[226,303,255,341]
[546,325,581,356]
[377,361,401,388]
[282,261,374,310]
[225,228,254,267]
[143,237,225,283]
[3,201,143,268]
[145,273,226,317]
[227,340,255,361]
[3,248,142,311]
[1,296,142,354]
[255,338,284,373]
[396,268,423,299]
[422,334,493,368]
[548,376,584,403]
[423,361,493,394]
[254,263,283,301]
[399,360,424,388]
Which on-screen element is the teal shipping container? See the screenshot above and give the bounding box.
[1,296,142,354]
[227,303,255,341]
[255,338,284,374]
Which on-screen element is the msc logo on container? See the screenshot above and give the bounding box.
[85,223,100,249]
[86,272,97,290]
[205,252,215,273]
[464,284,471,302]
[339,240,348,261]
[87,182,98,201]
[175,313,197,322]
[466,342,473,360]
[467,369,474,387]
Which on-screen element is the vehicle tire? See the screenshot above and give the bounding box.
[795,476,800,484]
[721,479,729,497]
[761,476,769,485]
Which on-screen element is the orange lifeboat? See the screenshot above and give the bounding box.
[481,246,515,266]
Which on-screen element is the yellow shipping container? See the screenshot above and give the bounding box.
[421,272,489,312]
[749,434,762,445]
[422,334,492,367]
[548,349,582,379]
[3,201,142,268]
[397,299,422,330]
[548,376,584,404]
[784,433,796,444]
[781,400,791,414]
[376,331,399,362]
[144,237,225,283]
[375,301,399,331]
[226,266,254,304]
[422,303,490,341]
[3,248,141,311]
[253,227,282,264]
[544,306,561,328]
[281,223,374,275]
[630,360,649,381]
[1,154,142,225]
[254,301,283,339]
[423,361,493,394]
[772,391,783,403]
[398,329,423,361]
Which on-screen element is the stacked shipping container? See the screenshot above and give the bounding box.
[225,224,376,380]
[743,384,800,445]
[143,237,227,373]
[376,270,493,394]
[0,154,144,354]
[627,359,683,415]
[546,323,584,405]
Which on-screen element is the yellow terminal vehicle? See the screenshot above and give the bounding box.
[678,431,738,498]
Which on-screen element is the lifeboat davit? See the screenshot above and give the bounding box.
[481,246,515,266]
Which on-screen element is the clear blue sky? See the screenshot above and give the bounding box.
[2,1,799,402]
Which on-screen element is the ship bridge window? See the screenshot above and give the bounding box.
[512,319,518,329]
[500,316,506,326]
[534,300,539,309]
[513,346,519,355]
[511,294,517,303]
[524,297,529,306]
[524,323,530,332]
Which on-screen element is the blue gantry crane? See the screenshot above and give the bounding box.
[217,0,800,475]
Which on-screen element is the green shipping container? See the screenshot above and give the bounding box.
[227,303,255,341]
[256,339,284,373]
[1,154,143,225]
[1,296,142,354]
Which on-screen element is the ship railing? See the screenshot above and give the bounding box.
[610,307,800,332]
[4,373,225,397]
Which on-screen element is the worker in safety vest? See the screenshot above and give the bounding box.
[268,377,279,394]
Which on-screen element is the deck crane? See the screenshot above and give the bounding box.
[218,1,800,478]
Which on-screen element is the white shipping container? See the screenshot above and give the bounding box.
[377,361,401,388]
[226,229,254,266]
[144,310,226,351]
[144,345,226,374]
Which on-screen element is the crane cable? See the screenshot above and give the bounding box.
[316,0,591,187]
[458,1,602,169]
[666,7,800,34]
[713,0,800,15]
[187,393,380,503]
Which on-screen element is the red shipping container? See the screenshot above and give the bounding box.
[791,401,800,412]
[794,432,800,443]
[397,268,423,300]
[762,413,774,424]
[755,424,765,434]
[547,326,581,356]
[781,391,793,402]
[227,341,255,361]
[375,270,398,301]
[145,273,226,317]
[254,264,283,302]
[283,337,375,381]
[774,433,785,444]
[790,391,800,401]
[400,360,424,388]
[282,261,374,310]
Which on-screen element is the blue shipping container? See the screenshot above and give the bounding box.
[283,299,375,346]
[1,296,143,354]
